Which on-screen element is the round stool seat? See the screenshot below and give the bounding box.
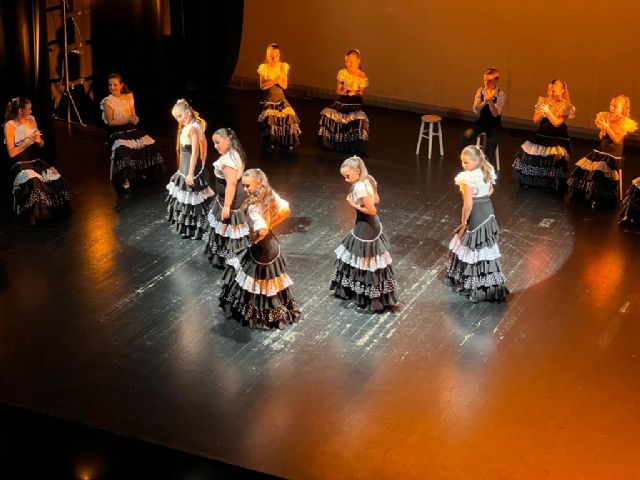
[421,114,441,123]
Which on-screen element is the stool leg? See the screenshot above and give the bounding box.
[437,121,444,156]
[496,145,501,171]
[428,122,434,159]
[416,121,425,154]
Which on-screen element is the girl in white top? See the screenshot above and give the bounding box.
[330,155,399,312]
[219,168,301,329]
[318,49,370,155]
[257,43,301,152]
[445,145,508,303]
[165,99,213,239]
[203,128,251,268]
[3,97,71,224]
[99,73,163,191]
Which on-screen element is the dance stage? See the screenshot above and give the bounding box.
[1,90,639,479]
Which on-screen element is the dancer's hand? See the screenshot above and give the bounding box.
[454,223,467,239]
[185,173,194,186]
[254,229,268,243]
[221,206,230,220]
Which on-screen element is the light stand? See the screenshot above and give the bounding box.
[58,0,85,126]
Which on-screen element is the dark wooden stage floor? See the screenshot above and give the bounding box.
[1,90,639,479]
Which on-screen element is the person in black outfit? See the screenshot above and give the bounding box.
[461,68,507,161]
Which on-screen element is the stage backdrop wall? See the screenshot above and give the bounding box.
[233,0,640,133]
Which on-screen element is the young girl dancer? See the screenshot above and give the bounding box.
[257,43,301,152]
[330,155,398,312]
[166,99,214,239]
[3,97,71,224]
[219,168,301,329]
[512,79,575,190]
[568,95,637,208]
[445,145,508,302]
[203,128,251,268]
[318,49,369,155]
[100,73,163,191]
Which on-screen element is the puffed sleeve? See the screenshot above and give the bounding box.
[337,68,347,82]
[248,204,268,232]
[624,117,639,134]
[218,151,241,170]
[282,62,290,76]
[99,96,111,124]
[454,171,474,189]
[352,179,374,200]
[362,74,369,89]
[257,63,266,77]
[275,192,290,214]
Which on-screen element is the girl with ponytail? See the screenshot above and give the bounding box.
[219,168,301,329]
[203,128,252,267]
[330,155,399,312]
[445,145,508,302]
[165,99,214,239]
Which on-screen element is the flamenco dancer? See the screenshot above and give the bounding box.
[219,168,301,329]
[166,99,214,239]
[512,79,575,191]
[318,49,369,155]
[330,155,398,312]
[445,145,508,303]
[203,128,251,268]
[3,97,71,224]
[461,68,506,162]
[257,43,301,152]
[100,73,163,192]
[568,95,637,208]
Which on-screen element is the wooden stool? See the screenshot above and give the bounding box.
[475,132,501,171]
[415,114,444,159]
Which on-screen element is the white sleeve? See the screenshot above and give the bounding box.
[495,91,507,115]
[248,204,268,232]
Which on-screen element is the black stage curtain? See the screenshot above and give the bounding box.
[91,0,243,123]
[0,0,55,210]
[0,0,54,140]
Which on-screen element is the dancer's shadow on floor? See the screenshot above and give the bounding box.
[211,318,253,344]
[279,216,311,235]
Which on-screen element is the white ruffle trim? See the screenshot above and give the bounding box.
[448,236,502,263]
[165,182,214,205]
[320,108,369,123]
[575,158,620,181]
[334,244,392,271]
[111,135,156,159]
[207,215,250,239]
[521,141,569,158]
[227,256,293,296]
[13,167,62,191]
[258,107,297,120]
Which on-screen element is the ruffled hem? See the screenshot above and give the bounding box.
[166,199,209,239]
[448,235,501,263]
[620,180,640,222]
[318,103,369,153]
[573,156,620,181]
[219,253,301,328]
[166,174,215,205]
[225,255,293,296]
[520,141,570,158]
[334,243,392,271]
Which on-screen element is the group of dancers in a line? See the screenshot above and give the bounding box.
[4,50,640,321]
[462,68,639,219]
